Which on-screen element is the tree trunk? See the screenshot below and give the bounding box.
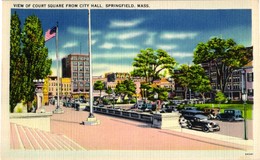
[201,93,205,104]
[27,101,33,112]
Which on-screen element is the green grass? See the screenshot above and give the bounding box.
[191,103,253,120]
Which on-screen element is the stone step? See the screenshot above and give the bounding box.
[10,123,85,150]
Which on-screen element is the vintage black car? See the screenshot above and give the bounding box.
[179,110,220,132]
[216,109,244,121]
[160,104,178,113]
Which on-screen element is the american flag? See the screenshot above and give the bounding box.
[45,26,57,41]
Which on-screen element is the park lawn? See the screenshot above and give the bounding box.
[193,103,253,120]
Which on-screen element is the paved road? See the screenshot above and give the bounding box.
[46,105,252,150]
[102,105,253,140]
[213,120,253,140]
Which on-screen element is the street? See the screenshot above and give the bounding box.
[213,120,253,140]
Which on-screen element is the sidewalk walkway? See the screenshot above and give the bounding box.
[47,105,253,150]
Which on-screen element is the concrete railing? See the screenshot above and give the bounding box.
[10,112,53,131]
[92,107,154,123]
[152,112,181,129]
[86,106,181,129]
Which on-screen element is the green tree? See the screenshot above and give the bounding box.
[173,64,192,99]
[94,80,105,98]
[193,37,251,92]
[131,48,176,83]
[215,90,227,107]
[123,80,136,98]
[10,12,24,112]
[150,86,169,102]
[106,86,113,96]
[115,80,136,100]
[21,15,52,111]
[189,65,212,103]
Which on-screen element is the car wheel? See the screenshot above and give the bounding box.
[203,126,209,133]
[187,121,192,129]
[216,116,220,120]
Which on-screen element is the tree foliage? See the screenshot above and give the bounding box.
[215,90,227,105]
[21,15,52,111]
[10,12,23,112]
[94,80,105,98]
[193,37,251,92]
[173,64,192,99]
[115,80,136,99]
[173,64,211,100]
[139,83,168,101]
[131,48,176,83]
[106,86,113,95]
[189,65,211,102]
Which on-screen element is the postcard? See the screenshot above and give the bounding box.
[1,0,259,159]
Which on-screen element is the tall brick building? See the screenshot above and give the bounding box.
[62,53,90,95]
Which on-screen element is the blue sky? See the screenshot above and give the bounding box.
[11,9,252,76]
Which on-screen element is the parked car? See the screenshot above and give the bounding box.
[137,100,145,109]
[216,109,244,121]
[145,103,157,111]
[179,107,202,115]
[161,104,178,113]
[179,114,220,132]
[138,103,154,111]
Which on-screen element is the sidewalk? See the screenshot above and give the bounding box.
[170,127,253,147]
[47,105,253,150]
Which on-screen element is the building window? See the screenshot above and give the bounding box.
[247,72,253,82]
[248,89,254,96]
[71,56,77,60]
[78,62,83,66]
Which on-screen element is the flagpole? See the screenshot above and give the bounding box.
[53,22,64,114]
[83,8,99,125]
[88,8,94,118]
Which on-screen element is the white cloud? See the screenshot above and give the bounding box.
[145,32,156,45]
[106,30,145,40]
[99,42,139,50]
[92,30,102,36]
[119,44,139,49]
[91,39,98,45]
[119,31,144,40]
[160,32,198,40]
[62,41,78,48]
[156,44,178,51]
[170,52,193,58]
[99,42,115,49]
[67,27,88,35]
[109,18,144,28]
[93,52,137,60]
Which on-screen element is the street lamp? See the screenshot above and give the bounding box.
[112,91,115,109]
[241,69,248,140]
[33,79,45,113]
[144,88,147,103]
[189,88,191,104]
[242,93,248,140]
[154,92,158,113]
